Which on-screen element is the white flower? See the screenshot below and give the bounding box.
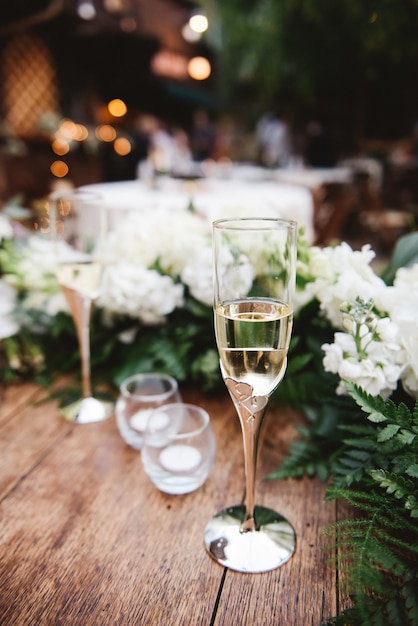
[181,246,213,306]
[305,243,386,328]
[23,291,68,317]
[105,211,210,277]
[0,214,14,242]
[6,236,57,291]
[0,280,19,338]
[322,313,403,398]
[215,246,254,301]
[322,338,345,372]
[338,357,394,397]
[99,262,184,325]
[376,263,418,398]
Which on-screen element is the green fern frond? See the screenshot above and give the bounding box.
[345,382,394,421]
[370,469,418,517]
[403,579,418,625]
[378,423,401,442]
[265,438,331,481]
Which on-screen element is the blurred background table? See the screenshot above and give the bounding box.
[81,175,316,243]
[0,380,347,625]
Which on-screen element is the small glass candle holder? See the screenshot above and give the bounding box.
[141,403,216,495]
[115,373,181,450]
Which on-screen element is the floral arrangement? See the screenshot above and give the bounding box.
[1,204,418,624]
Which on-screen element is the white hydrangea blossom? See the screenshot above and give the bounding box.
[213,246,254,302]
[105,210,210,277]
[99,262,184,325]
[181,246,213,306]
[0,280,20,338]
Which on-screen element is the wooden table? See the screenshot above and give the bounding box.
[0,380,345,625]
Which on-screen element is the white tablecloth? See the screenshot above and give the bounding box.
[272,167,353,189]
[81,177,315,242]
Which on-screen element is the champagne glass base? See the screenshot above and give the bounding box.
[204,504,296,573]
[60,396,114,424]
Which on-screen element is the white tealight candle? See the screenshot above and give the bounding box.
[130,409,169,432]
[160,445,202,472]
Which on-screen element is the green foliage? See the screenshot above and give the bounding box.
[321,487,418,626]
[207,0,418,140]
[274,382,418,624]
[380,232,418,286]
[1,290,222,395]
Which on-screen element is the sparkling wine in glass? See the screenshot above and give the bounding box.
[204,217,297,573]
[49,190,113,423]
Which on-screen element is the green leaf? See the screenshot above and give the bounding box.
[380,232,418,285]
[377,423,401,442]
[368,411,388,424]
[406,464,418,479]
[286,352,313,374]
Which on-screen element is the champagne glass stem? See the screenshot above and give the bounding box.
[239,405,266,532]
[62,286,93,399]
[78,298,93,400]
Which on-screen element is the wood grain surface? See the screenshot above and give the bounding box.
[0,382,339,625]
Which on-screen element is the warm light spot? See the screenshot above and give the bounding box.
[95,124,117,142]
[369,12,378,23]
[50,160,69,178]
[151,50,189,79]
[108,98,127,117]
[74,124,89,141]
[182,24,201,42]
[189,14,208,33]
[104,0,124,12]
[59,119,78,140]
[188,57,211,80]
[52,139,70,155]
[114,137,132,156]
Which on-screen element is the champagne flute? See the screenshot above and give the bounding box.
[49,190,113,424]
[204,217,297,573]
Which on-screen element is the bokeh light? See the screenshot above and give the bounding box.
[114,137,132,155]
[108,98,127,117]
[95,124,117,142]
[52,139,70,155]
[50,160,69,178]
[189,14,208,33]
[59,119,78,139]
[188,57,211,80]
[182,24,201,43]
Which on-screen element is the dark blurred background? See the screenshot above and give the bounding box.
[0,0,417,249]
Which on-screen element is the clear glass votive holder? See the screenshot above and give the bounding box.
[141,403,216,495]
[115,373,181,450]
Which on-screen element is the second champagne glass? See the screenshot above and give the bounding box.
[204,217,297,573]
[49,190,113,424]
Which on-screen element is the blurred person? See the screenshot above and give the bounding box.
[190,109,216,161]
[256,111,292,168]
